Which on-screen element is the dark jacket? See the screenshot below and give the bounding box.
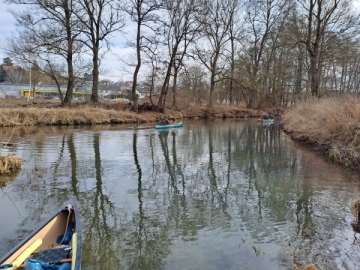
[161,118,169,125]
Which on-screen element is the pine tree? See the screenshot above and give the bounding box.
[2,57,14,66]
[0,65,5,82]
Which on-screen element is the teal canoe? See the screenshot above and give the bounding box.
[262,118,274,124]
[155,122,184,130]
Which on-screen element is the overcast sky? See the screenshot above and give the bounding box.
[0,1,138,82]
[1,0,360,83]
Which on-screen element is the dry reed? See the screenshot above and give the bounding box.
[282,96,360,169]
[303,265,321,270]
[0,153,21,175]
[0,100,264,127]
[294,264,322,270]
[350,199,360,233]
[0,106,144,126]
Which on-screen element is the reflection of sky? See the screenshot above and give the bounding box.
[1,121,360,269]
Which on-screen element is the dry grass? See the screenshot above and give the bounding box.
[303,265,321,270]
[294,264,322,270]
[350,199,360,233]
[0,105,143,126]
[351,199,360,217]
[0,99,266,127]
[0,153,21,175]
[282,96,360,169]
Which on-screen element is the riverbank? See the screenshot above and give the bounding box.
[2,96,359,172]
[0,98,280,126]
[281,96,360,170]
[0,99,279,176]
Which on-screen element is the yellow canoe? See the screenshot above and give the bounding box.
[0,197,82,270]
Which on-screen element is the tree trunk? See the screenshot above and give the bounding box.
[209,71,216,108]
[132,22,141,113]
[157,49,177,111]
[63,2,74,106]
[172,68,178,107]
[91,45,99,103]
[310,55,319,97]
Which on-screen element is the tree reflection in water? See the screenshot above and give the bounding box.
[0,121,359,269]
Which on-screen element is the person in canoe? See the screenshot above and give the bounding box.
[263,113,274,120]
[161,117,170,125]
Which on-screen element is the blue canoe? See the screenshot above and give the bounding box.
[155,122,184,130]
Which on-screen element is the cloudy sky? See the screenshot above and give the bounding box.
[0,1,138,82]
[1,0,360,82]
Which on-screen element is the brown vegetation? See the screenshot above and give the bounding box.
[282,96,360,170]
[351,199,360,233]
[0,98,271,127]
[294,264,322,270]
[304,265,321,270]
[0,153,21,178]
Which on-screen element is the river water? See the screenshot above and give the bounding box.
[0,119,359,270]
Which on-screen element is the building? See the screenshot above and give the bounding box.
[98,82,121,99]
[0,82,89,99]
[137,83,151,99]
[0,83,29,98]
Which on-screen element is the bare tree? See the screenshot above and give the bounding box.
[4,0,88,105]
[296,0,359,97]
[156,0,201,111]
[142,44,161,107]
[76,0,126,103]
[29,61,45,99]
[222,0,244,106]
[4,66,25,84]
[192,0,238,108]
[125,0,162,112]
[179,64,209,104]
[241,0,292,108]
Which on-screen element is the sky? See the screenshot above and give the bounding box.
[1,0,360,83]
[0,1,138,82]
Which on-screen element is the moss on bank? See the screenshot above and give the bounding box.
[282,96,360,170]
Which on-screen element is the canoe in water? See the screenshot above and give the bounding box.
[155,122,184,130]
[0,197,82,270]
[262,118,274,124]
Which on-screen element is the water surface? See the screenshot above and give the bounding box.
[0,120,359,270]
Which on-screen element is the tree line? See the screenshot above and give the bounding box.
[2,0,360,110]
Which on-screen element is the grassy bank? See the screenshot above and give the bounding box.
[282,96,360,169]
[0,99,270,127]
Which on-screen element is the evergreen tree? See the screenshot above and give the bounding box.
[0,65,5,83]
[2,57,14,66]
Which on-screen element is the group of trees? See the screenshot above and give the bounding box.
[2,0,360,110]
[0,57,24,83]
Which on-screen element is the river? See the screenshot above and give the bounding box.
[0,119,359,270]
